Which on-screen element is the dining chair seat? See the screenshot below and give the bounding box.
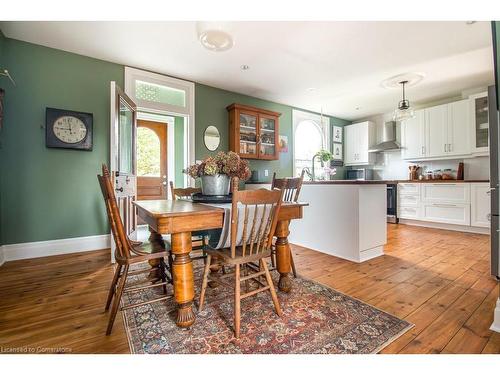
[114,240,171,264]
[205,247,272,265]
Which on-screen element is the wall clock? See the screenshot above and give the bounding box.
[46,107,93,150]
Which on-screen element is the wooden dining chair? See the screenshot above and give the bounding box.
[269,170,305,277]
[198,179,284,338]
[98,164,171,335]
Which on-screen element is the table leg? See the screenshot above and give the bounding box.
[275,220,292,293]
[171,232,196,328]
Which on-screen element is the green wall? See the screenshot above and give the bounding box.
[195,83,350,181]
[0,35,350,245]
[0,37,123,244]
[174,116,185,185]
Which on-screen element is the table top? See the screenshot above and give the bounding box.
[133,199,308,218]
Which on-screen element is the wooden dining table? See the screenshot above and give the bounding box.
[133,199,308,328]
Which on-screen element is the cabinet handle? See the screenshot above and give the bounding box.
[444,144,446,153]
[431,203,457,207]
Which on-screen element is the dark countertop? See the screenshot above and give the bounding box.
[245,179,490,185]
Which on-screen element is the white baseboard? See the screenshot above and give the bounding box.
[0,234,111,264]
[491,297,500,333]
[398,219,490,235]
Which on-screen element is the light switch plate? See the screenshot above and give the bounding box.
[264,169,269,177]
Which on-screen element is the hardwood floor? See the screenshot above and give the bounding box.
[0,224,499,354]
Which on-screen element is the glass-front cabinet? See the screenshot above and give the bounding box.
[227,103,280,160]
[470,92,489,154]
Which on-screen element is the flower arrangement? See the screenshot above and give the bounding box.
[184,151,251,181]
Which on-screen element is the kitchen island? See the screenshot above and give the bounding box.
[246,180,388,262]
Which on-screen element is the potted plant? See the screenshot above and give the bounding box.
[184,151,251,195]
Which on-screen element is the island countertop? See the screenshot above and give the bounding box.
[245,179,489,185]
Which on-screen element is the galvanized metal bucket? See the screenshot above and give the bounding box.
[201,174,230,196]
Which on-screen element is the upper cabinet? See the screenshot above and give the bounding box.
[227,103,281,160]
[401,97,477,161]
[470,92,489,155]
[344,121,376,166]
[401,109,426,159]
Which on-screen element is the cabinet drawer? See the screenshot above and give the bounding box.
[399,206,420,219]
[421,203,470,225]
[398,183,420,195]
[398,194,420,207]
[421,183,470,204]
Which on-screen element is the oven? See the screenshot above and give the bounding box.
[387,183,398,223]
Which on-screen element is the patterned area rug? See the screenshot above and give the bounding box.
[122,264,413,354]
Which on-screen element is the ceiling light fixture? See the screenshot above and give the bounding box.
[196,22,234,52]
[393,80,415,122]
[240,64,250,71]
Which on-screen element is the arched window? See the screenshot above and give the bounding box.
[293,110,330,179]
[137,127,161,176]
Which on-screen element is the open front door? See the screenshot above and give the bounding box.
[110,82,138,260]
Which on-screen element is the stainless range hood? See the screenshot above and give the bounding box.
[368,121,400,152]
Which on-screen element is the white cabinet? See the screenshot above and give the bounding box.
[426,104,449,158]
[421,183,470,204]
[471,183,491,228]
[401,99,472,161]
[344,124,357,165]
[469,92,489,155]
[344,121,376,166]
[401,110,426,159]
[447,99,471,156]
[421,203,470,226]
[398,183,422,220]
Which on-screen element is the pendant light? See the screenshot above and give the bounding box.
[393,80,415,121]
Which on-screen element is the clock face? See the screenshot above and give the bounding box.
[52,116,87,144]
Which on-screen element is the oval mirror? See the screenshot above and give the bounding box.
[204,125,220,151]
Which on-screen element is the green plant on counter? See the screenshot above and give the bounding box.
[315,149,333,163]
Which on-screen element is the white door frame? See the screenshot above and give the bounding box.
[124,67,195,187]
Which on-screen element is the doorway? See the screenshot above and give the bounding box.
[136,119,168,200]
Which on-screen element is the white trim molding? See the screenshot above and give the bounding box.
[491,295,500,333]
[0,234,111,264]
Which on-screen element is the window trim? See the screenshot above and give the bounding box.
[292,109,330,177]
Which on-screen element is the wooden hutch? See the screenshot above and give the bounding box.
[227,103,281,160]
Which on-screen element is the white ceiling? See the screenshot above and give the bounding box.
[0,21,494,120]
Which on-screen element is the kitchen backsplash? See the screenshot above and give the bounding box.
[371,151,490,180]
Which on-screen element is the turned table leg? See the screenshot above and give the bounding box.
[171,231,196,328]
[275,220,292,293]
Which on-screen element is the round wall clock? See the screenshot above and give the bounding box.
[46,107,93,150]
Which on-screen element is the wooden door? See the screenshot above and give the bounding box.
[136,120,168,200]
[426,104,448,157]
[447,99,471,156]
[402,109,426,159]
[110,82,138,260]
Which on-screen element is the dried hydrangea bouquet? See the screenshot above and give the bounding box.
[184,151,251,195]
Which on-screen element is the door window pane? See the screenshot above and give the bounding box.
[119,100,134,174]
[137,127,161,176]
[135,80,186,107]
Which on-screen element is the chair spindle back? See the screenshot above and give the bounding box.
[271,170,305,202]
[169,181,202,200]
[230,178,284,259]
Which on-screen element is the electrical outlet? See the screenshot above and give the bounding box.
[264,169,269,177]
